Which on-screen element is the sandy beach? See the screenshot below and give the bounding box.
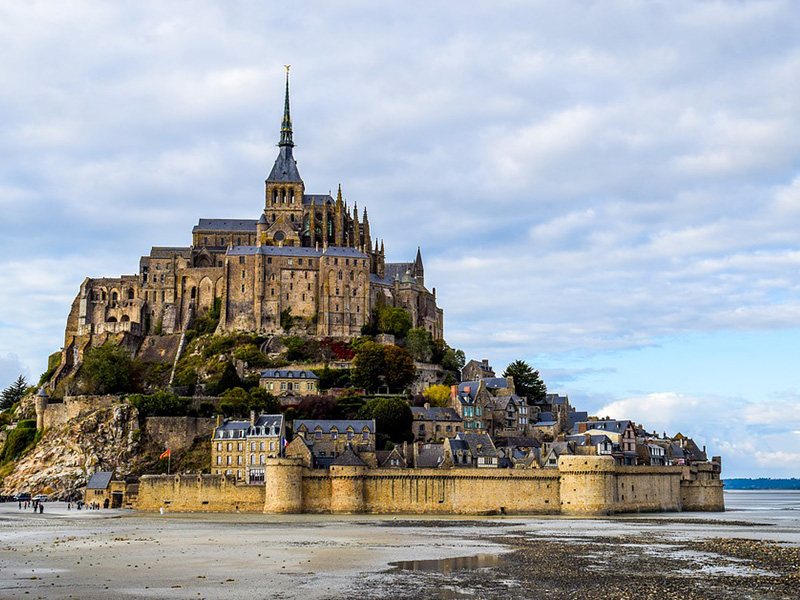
[1,492,798,599]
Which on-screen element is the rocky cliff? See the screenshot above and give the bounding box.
[2,402,143,497]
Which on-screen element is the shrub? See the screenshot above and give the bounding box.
[78,343,136,394]
[128,391,190,417]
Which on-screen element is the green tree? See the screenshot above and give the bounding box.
[383,346,416,393]
[79,343,135,394]
[361,397,413,444]
[1,375,28,411]
[377,306,412,338]
[405,328,433,362]
[441,347,465,372]
[352,341,387,392]
[206,361,241,396]
[248,387,281,414]
[503,360,547,402]
[128,391,190,418]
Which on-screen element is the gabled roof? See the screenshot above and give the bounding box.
[566,434,612,446]
[494,395,526,411]
[331,446,366,467]
[294,419,375,434]
[456,432,498,458]
[260,369,318,380]
[302,194,334,206]
[86,471,114,490]
[575,420,633,434]
[415,444,445,468]
[193,219,258,233]
[410,406,461,422]
[494,436,542,449]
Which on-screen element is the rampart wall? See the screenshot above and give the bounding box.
[137,474,265,512]
[137,455,723,515]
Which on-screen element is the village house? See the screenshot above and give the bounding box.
[259,369,318,397]
[460,359,495,382]
[211,413,284,482]
[443,432,499,468]
[291,419,376,468]
[410,403,463,442]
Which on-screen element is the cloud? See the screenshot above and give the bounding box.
[2,2,800,474]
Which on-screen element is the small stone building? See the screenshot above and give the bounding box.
[259,369,319,397]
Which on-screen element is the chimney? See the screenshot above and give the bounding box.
[250,410,256,426]
[450,385,458,398]
[482,359,489,367]
[585,433,591,446]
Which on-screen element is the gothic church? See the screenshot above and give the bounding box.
[59,71,443,372]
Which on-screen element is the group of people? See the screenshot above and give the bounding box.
[19,499,44,513]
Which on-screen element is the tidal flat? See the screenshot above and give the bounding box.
[1,491,798,599]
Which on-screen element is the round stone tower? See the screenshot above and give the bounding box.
[34,386,49,431]
[263,458,304,513]
[558,455,617,515]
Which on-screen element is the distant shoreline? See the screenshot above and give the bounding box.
[724,478,800,490]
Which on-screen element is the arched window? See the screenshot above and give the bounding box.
[106,316,117,323]
[121,315,130,322]
[190,287,197,299]
[111,291,118,302]
[127,289,134,300]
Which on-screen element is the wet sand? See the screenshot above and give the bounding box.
[1,496,799,599]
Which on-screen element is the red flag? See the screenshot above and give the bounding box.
[160,449,171,459]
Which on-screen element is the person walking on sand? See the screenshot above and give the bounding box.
[39,503,43,514]
[18,500,21,510]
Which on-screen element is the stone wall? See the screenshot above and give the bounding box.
[133,455,723,515]
[137,474,265,512]
[145,417,214,451]
[40,395,121,431]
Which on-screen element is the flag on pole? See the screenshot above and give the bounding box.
[160,449,171,459]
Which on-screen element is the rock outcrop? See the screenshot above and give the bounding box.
[2,402,143,497]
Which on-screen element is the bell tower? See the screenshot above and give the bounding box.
[263,66,305,246]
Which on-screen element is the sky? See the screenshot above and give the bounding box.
[1,1,799,477]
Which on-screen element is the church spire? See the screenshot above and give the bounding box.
[279,65,294,147]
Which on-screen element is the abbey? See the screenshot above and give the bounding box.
[60,72,443,367]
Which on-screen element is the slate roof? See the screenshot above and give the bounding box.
[546,394,569,405]
[494,436,542,449]
[322,247,368,259]
[494,395,526,411]
[415,444,445,468]
[86,471,114,490]
[149,246,192,258]
[538,411,554,422]
[193,219,258,232]
[566,434,612,446]
[577,420,632,434]
[384,262,414,281]
[214,415,284,438]
[458,378,510,399]
[568,411,589,430]
[302,194,334,206]
[267,146,302,182]
[331,446,366,467]
[410,406,461,422]
[294,419,375,434]
[456,432,498,458]
[533,420,558,427]
[227,246,322,257]
[260,369,318,380]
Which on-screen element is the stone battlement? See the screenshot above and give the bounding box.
[136,455,724,515]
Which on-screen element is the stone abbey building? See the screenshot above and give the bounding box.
[58,72,443,371]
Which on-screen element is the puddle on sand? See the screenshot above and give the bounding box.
[390,553,500,573]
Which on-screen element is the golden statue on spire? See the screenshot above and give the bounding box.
[284,64,291,74]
